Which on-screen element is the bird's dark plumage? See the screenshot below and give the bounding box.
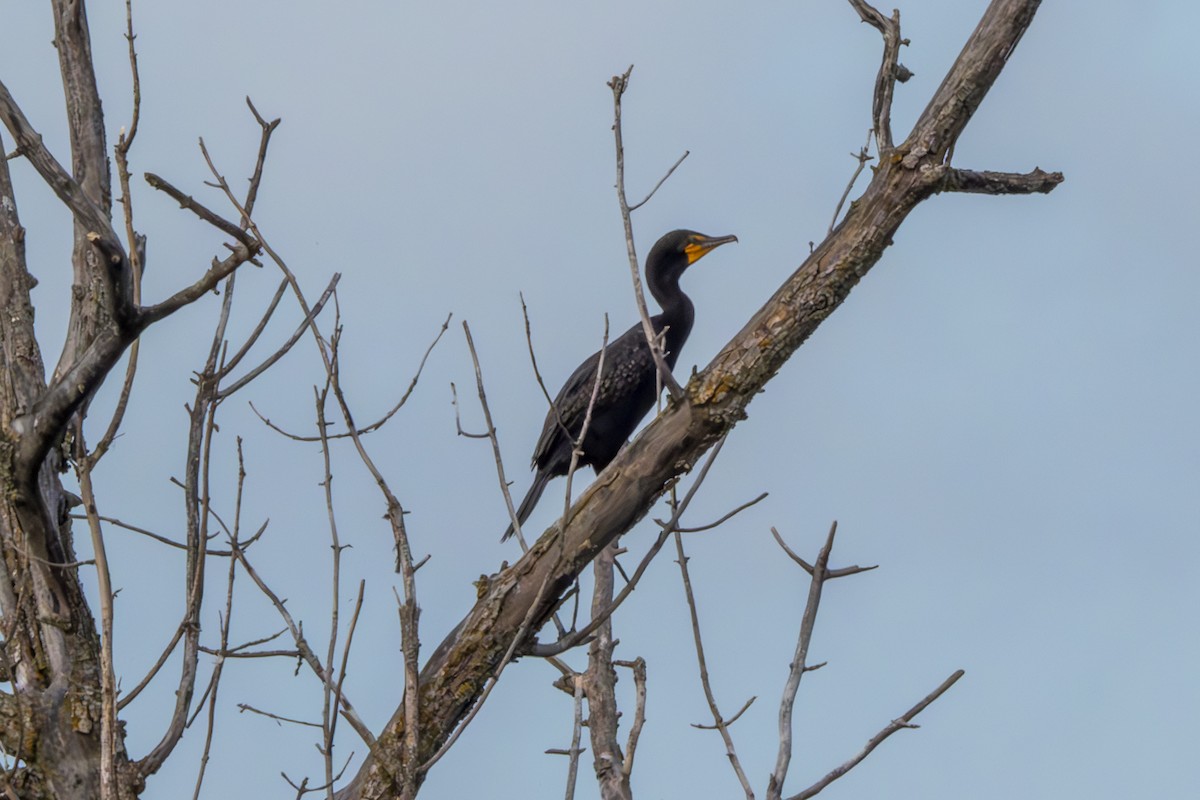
[502,229,737,541]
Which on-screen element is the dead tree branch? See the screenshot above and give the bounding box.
[788,670,966,800]
[349,3,1062,796]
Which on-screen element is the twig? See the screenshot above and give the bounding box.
[237,704,322,730]
[93,0,147,466]
[768,522,837,800]
[691,695,756,730]
[241,97,282,226]
[828,129,874,235]
[231,543,375,747]
[674,530,754,799]
[520,292,571,444]
[216,274,342,400]
[81,514,266,557]
[315,380,343,798]
[191,437,247,800]
[769,526,877,579]
[628,150,689,212]
[787,670,965,800]
[561,316,609,532]
[608,66,684,400]
[331,581,366,776]
[615,657,647,777]
[659,492,768,533]
[768,522,877,800]
[281,755,354,798]
[137,275,234,775]
[143,172,256,248]
[72,426,119,800]
[449,383,489,439]
[217,279,288,376]
[462,321,525,547]
[563,674,585,800]
[240,310,449,433]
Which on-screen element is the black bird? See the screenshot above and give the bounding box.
[502,229,737,541]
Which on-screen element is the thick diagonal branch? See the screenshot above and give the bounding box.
[340,3,1059,797]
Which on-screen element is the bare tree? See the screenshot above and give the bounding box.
[0,1,1060,799]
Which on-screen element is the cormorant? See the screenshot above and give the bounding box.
[502,229,737,541]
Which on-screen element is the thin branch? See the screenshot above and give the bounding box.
[560,316,609,532]
[303,311,450,438]
[282,754,354,799]
[143,172,256,248]
[137,246,258,327]
[118,621,185,712]
[216,275,341,399]
[240,97,281,225]
[248,402,313,441]
[316,379,342,799]
[659,491,768,533]
[191,437,247,800]
[608,65,684,401]
[218,278,288,377]
[237,705,322,730]
[230,544,375,748]
[628,150,689,212]
[449,383,488,439]
[768,522,838,800]
[828,130,874,235]
[236,309,448,429]
[93,0,148,465]
[768,522,879,800]
[616,657,647,777]
[198,647,299,660]
[787,670,965,800]
[562,674,585,800]
[691,696,756,730]
[138,288,228,774]
[331,580,366,772]
[79,513,266,557]
[520,293,572,446]
[462,320,525,551]
[769,526,877,579]
[674,530,754,799]
[198,627,288,657]
[72,428,119,800]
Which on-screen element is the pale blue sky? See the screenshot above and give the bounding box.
[2,2,1197,798]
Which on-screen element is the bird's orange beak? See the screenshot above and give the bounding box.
[684,233,738,265]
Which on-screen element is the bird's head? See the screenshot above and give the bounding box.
[647,229,738,283]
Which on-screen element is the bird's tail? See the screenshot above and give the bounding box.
[501,471,553,542]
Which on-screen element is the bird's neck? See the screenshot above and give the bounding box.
[650,275,694,367]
